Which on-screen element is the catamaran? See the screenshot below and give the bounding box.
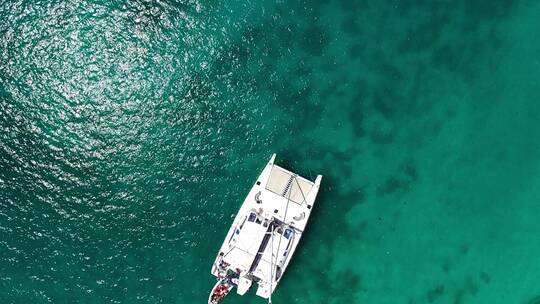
[208,154,322,304]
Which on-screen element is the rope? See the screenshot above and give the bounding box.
[268,224,274,304]
[269,176,295,303]
[293,176,308,206]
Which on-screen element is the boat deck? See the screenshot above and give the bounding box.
[210,154,322,302]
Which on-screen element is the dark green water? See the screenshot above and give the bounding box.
[2,0,540,303]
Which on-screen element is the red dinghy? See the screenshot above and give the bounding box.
[208,279,233,304]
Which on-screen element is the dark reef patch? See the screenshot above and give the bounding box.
[441,258,451,274]
[368,123,395,145]
[349,107,365,138]
[403,160,418,181]
[377,176,407,196]
[427,284,445,303]
[528,295,540,304]
[459,243,469,255]
[479,271,491,284]
[453,278,479,304]
[278,232,365,303]
[372,90,398,120]
[376,159,418,197]
[398,10,449,54]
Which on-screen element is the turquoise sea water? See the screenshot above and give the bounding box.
[2,0,540,303]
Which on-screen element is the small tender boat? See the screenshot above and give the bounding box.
[208,154,322,303]
[208,278,233,304]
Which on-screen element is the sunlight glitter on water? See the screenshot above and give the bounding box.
[2,0,540,303]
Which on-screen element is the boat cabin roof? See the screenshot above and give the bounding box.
[222,213,268,270]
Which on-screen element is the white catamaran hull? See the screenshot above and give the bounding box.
[209,154,322,302]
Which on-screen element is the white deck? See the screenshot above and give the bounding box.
[210,154,322,301]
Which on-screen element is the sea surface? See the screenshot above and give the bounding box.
[1,0,540,303]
